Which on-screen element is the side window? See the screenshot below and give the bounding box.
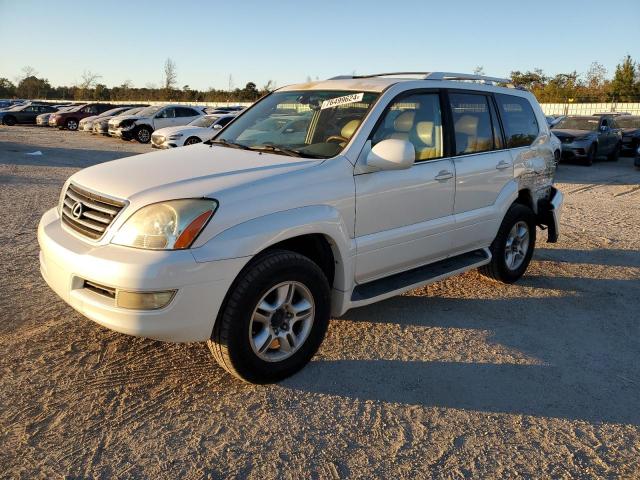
[216,116,233,128]
[370,92,443,162]
[495,94,539,148]
[176,107,199,117]
[24,106,36,112]
[601,118,609,128]
[449,93,494,155]
[83,105,98,114]
[157,108,176,119]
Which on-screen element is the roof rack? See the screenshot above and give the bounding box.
[327,71,517,88]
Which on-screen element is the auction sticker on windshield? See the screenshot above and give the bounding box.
[321,93,365,110]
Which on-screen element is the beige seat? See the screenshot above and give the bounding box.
[415,121,442,160]
[388,111,415,140]
[454,115,479,153]
[341,119,361,140]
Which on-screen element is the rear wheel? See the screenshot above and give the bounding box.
[135,126,151,143]
[208,250,330,383]
[479,203,536,284]
[66,118,79,131]
[3,115,16,126]
[607,142,621,161]
[184,136,202,146]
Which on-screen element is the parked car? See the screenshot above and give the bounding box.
[208,105,247,114]
[592,112,630,116]
[38,71,562,383]
[0,103,58,125]
[614,115,640,155]
[108,104,206,143]
[79,106,144,132]
[92,106,148,135]
[36,105,75,126]
[50,103,115,130]
[551,115,622,165]
[151,113,238,148]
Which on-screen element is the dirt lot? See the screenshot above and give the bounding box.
[1,125,639,479]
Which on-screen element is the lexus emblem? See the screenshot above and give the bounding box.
[72,202,84,219]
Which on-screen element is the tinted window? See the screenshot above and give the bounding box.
[449,93,494,155]
[371,92,443,162]
[176,107,198,117]
[216,116,233,127]
[83,105,98,114]
[157,108,176,118]
[495,94,539,148]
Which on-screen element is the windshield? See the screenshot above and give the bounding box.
[99,107,126,117]
[119,107,144,116]
[616,116,640,128]
[190,115,220,127]
[136,105,163,117]
[214,90,380,158]
[553,117,599,131]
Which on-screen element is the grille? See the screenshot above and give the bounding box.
[61,183,126,240]
[561,137,574,143]
[83,280,116,299]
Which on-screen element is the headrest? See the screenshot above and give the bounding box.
[341,119,361,139]
[394,111,415,132]
[416,121,434,145]
[454,115,479,136]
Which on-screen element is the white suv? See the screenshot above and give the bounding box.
[108,104,205,143]
[38,72,563,383]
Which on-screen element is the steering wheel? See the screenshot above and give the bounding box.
[326,135,348,144]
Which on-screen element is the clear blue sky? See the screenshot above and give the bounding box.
[0,0,638,91]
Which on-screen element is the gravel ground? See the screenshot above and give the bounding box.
[1,125,639,479]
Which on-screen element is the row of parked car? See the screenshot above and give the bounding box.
[0,100,246,149]
[546,112,640,167]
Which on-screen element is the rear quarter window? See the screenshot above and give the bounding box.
[495,94,539,148]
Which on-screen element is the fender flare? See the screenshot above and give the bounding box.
[191,205,354,291]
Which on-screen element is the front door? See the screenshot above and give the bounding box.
[354,91,456,283]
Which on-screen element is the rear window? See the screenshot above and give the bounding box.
[495,94,539,148]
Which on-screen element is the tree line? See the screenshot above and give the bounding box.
[2,56,640,104]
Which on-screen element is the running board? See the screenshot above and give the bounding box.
[350,248,491,307]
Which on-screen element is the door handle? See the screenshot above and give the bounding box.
[434,170,453,181]
[496,160,512,170]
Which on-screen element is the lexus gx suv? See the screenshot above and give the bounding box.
[38,72,563,383]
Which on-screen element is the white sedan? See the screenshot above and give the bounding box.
[151,113,237,148]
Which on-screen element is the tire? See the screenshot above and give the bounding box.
[607,142,621,162]
[3,115,16,126]
[208,249,331,383]
[66,118,79,131]
[135,126,151,143]
[479,203,536,284]
[184,136,202,146]
[584,144,596,166]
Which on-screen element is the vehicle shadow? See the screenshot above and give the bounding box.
[0,141,141,168]
[535,247,640,268]
[284,271,640,425]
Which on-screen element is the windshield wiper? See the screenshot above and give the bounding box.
[210,139,250,150]
[248,144,304,157]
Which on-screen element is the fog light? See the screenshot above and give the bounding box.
[116,290,176,310]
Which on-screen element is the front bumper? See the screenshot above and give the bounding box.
[38,207,250,342]
[560,141,591,159]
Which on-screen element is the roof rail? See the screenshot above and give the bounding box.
[327,72,517,88]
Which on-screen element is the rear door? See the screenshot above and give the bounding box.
[154,107,177,129]
[447,91,513,252]
[175,107,202,126]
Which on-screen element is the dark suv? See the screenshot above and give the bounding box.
[50,103,115,131]
[551,115,622,166]
[0,104,58,125]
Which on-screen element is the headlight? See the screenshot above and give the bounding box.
[168,134,183,140]
[112,199,218,250]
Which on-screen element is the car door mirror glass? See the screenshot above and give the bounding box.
[213,124,223,130]
[366,139,415,171]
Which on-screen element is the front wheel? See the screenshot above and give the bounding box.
[479,203,536,284]
[66,118,78,131]
[3,116,16,126]
[208,250,330,383]
[135,126,152,143]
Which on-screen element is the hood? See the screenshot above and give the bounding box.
[153,125,209,137]
[109,114,140,125]
[621,128,640,135]
[80,115,99,123]
[551,129,596,137]
[70,144,322,201]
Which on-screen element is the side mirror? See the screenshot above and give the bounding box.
[212,124,223,130]
[366,139,415,170]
